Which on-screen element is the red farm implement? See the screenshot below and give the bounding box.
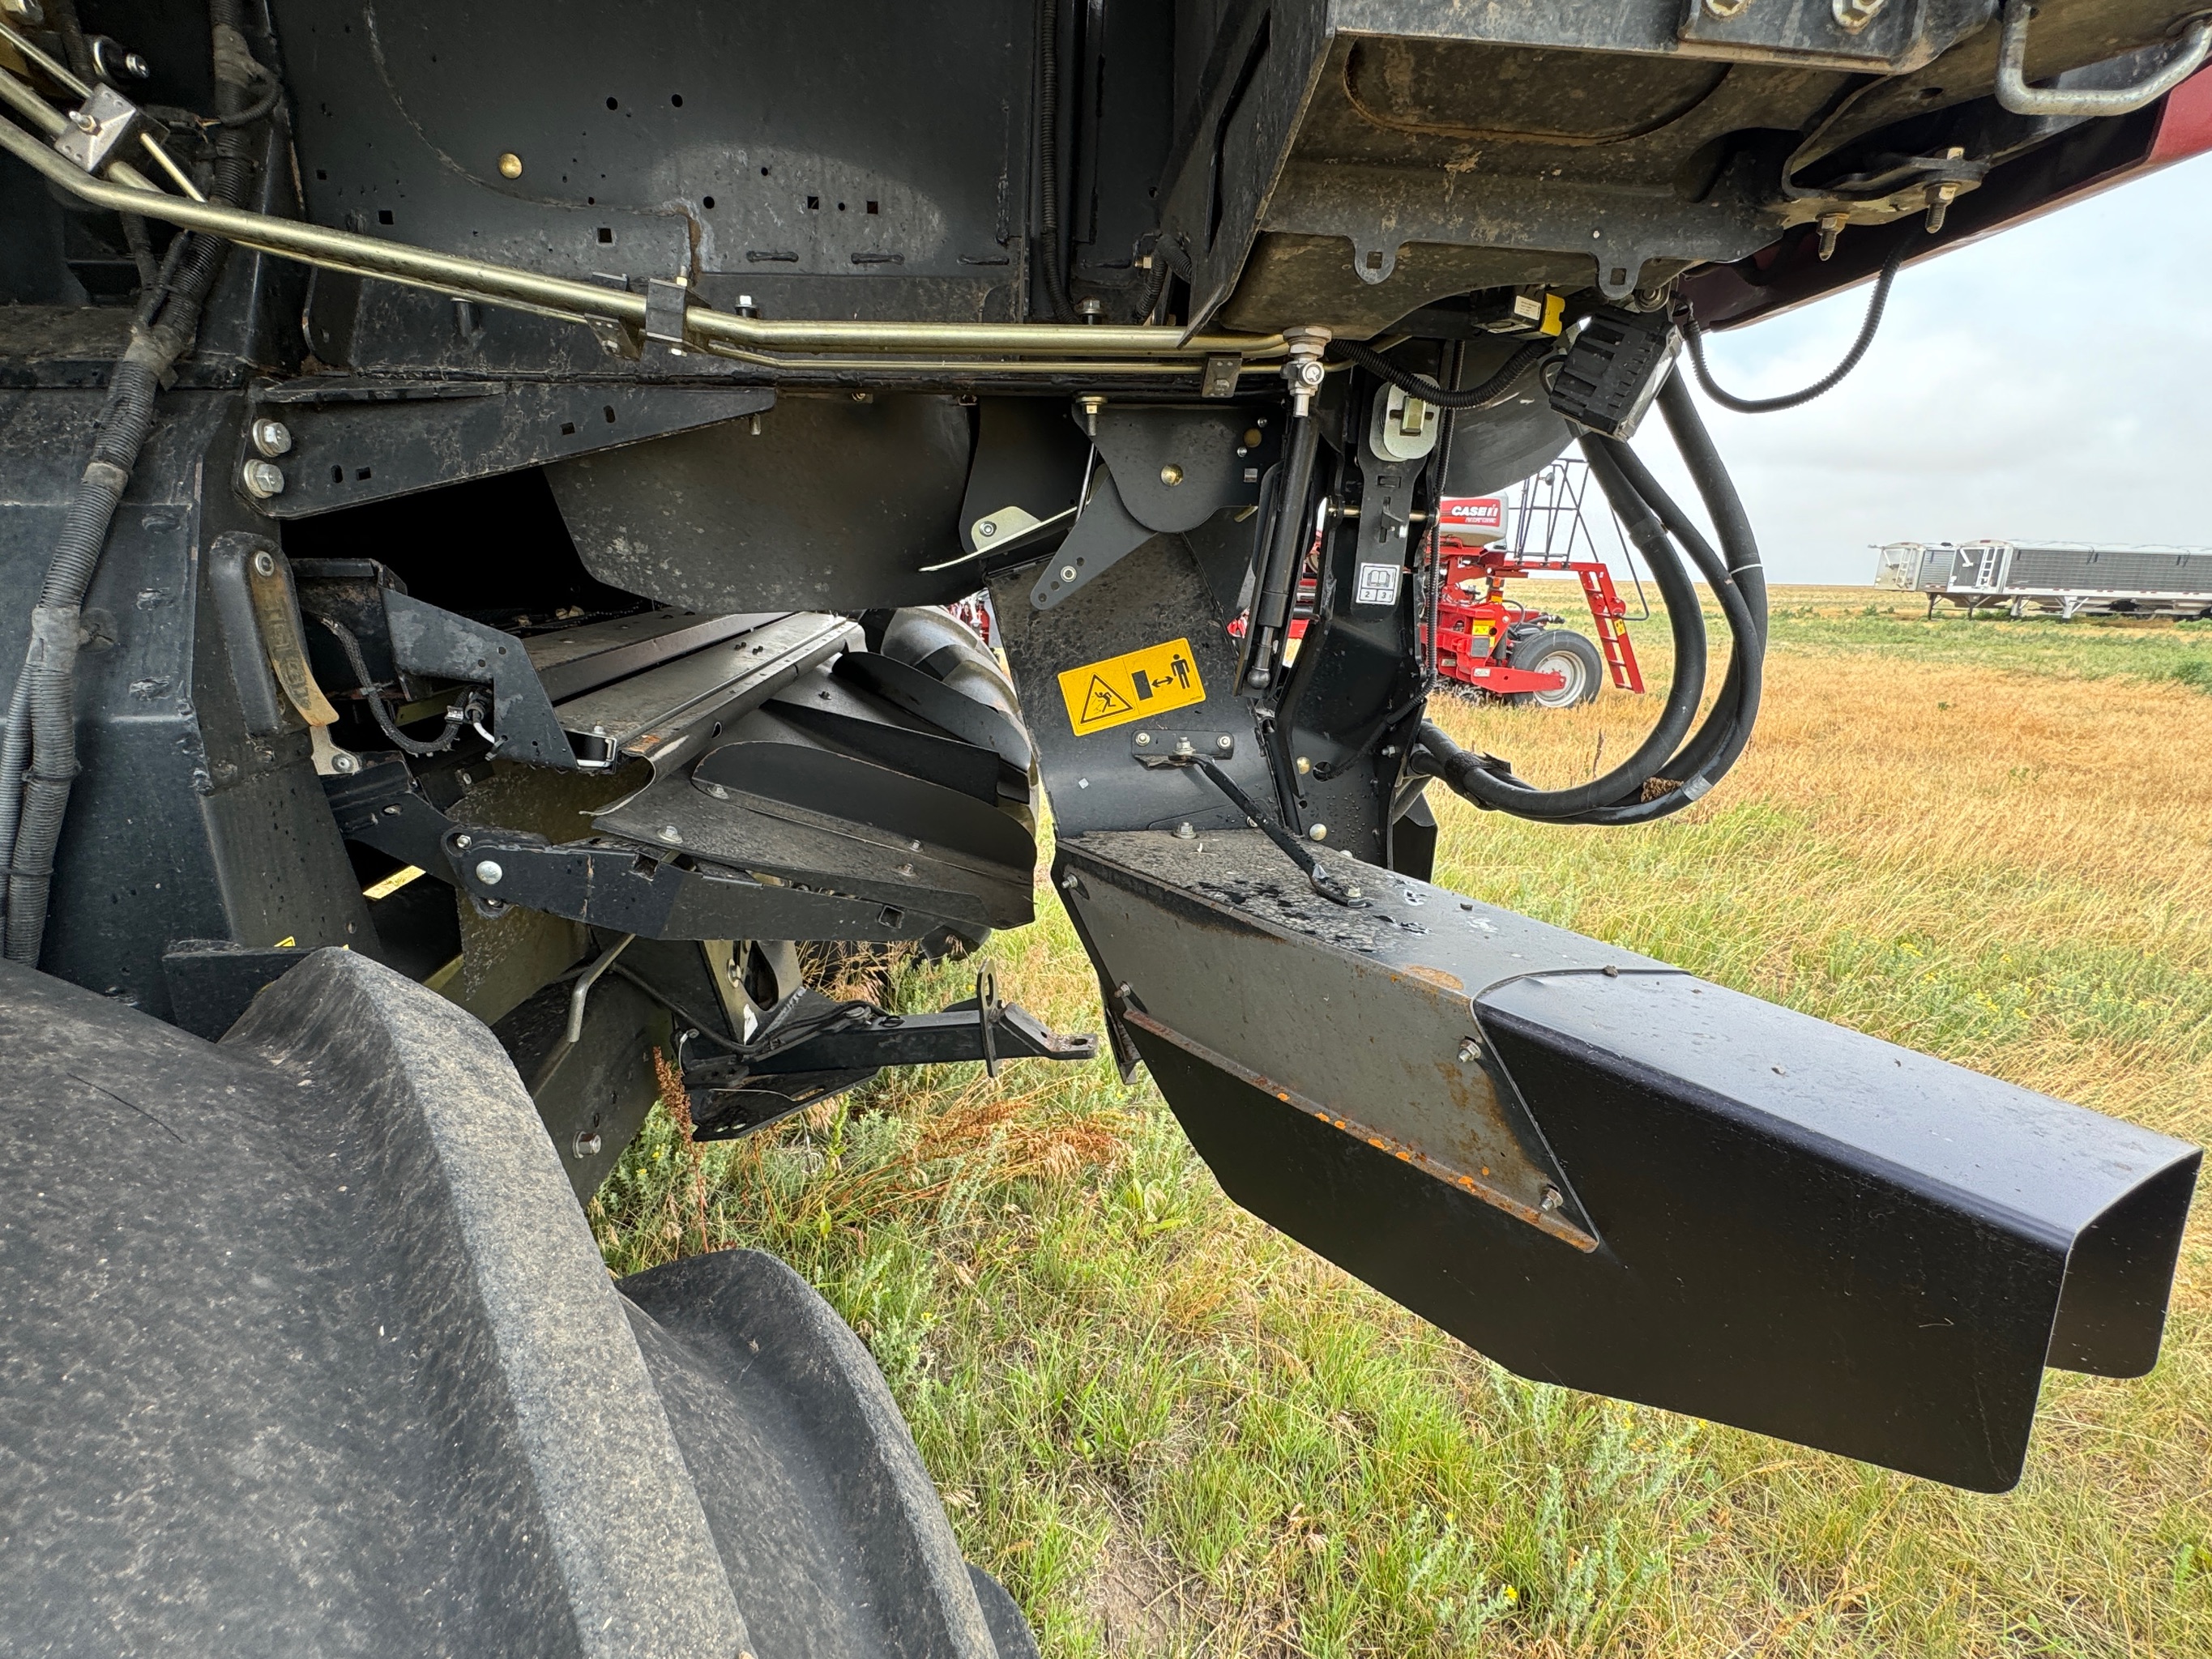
[1428,465,1646,708]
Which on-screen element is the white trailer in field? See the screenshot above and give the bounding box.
[1875,541,2212,619]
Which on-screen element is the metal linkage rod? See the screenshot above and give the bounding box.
[0,88,1283,375]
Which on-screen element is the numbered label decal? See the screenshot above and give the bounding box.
[1056,637,1206,736]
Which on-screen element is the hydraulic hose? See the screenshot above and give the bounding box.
[1411,437,1709,818]
[1563,429,1764,824]
[1333,338,1556,412]
[6,0,268,962]
[311,615,466,756]
[1680,233,1907,414]
[1032,0,1073,323]
[1412,373,1770,827]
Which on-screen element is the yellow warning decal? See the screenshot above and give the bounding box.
[1056,637,1206,736]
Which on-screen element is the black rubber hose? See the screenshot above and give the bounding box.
[6,0,267,962]
[1333,338,1556,412]
[1580,443,1753,802]
[1411,437,1710,818]
[1032,0,1073,322]
[310,615,464,756]
[1564,436,1764,823]
[1564,377,1770,822]
[1680,233,1907,414]
[1659,372,1767,625]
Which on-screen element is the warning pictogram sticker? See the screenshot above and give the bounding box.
[1056,637,1206,736]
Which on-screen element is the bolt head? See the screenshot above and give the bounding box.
[1134,731,1151,745]
[473,859,504,885]
[1458,1039,1482,1062]
[72,109,99,132]
[1308,823,1328,842]
[573,1129,603,1158]
[1215,735,1233,752]
[250,418,292,458]
[452,834,472,849]
[250,548,276,577]
[659,825,682,844]
[1294,756,1311,775]
[1059,565,1078,583]
[241,458,286,499]
[1172,821,1195,839]
[1540,1185,1564,1212]
[497,151,523,179]
[977,519,997,538]
[1159,463,1184,486]
[331,751,358,774]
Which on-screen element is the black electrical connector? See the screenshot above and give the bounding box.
[1546,306,1680,439]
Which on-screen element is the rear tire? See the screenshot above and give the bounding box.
[1505,628,1603,709]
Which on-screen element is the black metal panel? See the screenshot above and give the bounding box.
[549,394,976,611]
[0,388,371,1014]
[272,0,1036,332]
[246,380,775,518]
[991,535,1272,836]
[1057,830,2201,1492]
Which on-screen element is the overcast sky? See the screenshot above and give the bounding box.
[1612,149,2212,586]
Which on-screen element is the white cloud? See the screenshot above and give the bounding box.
[1622,151,2212,584]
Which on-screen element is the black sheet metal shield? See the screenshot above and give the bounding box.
[1057,830,2200,1491]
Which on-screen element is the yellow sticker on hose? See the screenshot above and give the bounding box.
[1056,638,1206,736]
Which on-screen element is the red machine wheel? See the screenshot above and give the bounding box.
[1505,629,1603,709]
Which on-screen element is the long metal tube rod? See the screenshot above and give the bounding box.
[0,89,1283,369]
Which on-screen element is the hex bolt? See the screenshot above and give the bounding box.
[1173,821,1196,839]
[1172,736,1194,756]
[659,825,683,844]
[1540,1185,1564,1212]
[572,1129,603,1158]
[977,519,997,538]
[1134,731,1151,746]
[250,418,292,457]
[1307,823,1328,842]
[1077,296,1104,321]
[1458,1038,1483,1063]
[1215,735,1233,753]
[331,751,358,775]
[473,859,504,886]
[452,834,472,850]
[250,548,276,578]
[497,151,523,179]
[241,458,286,499]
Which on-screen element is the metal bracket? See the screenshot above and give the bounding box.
[1030,467,1154,610]
[53,83,141,175]
[678,981,1098,1138]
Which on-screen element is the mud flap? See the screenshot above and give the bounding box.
[1056,829,2200,1492]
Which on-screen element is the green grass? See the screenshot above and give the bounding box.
[1756,588,2212,693]
[592,587,2212,1657]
